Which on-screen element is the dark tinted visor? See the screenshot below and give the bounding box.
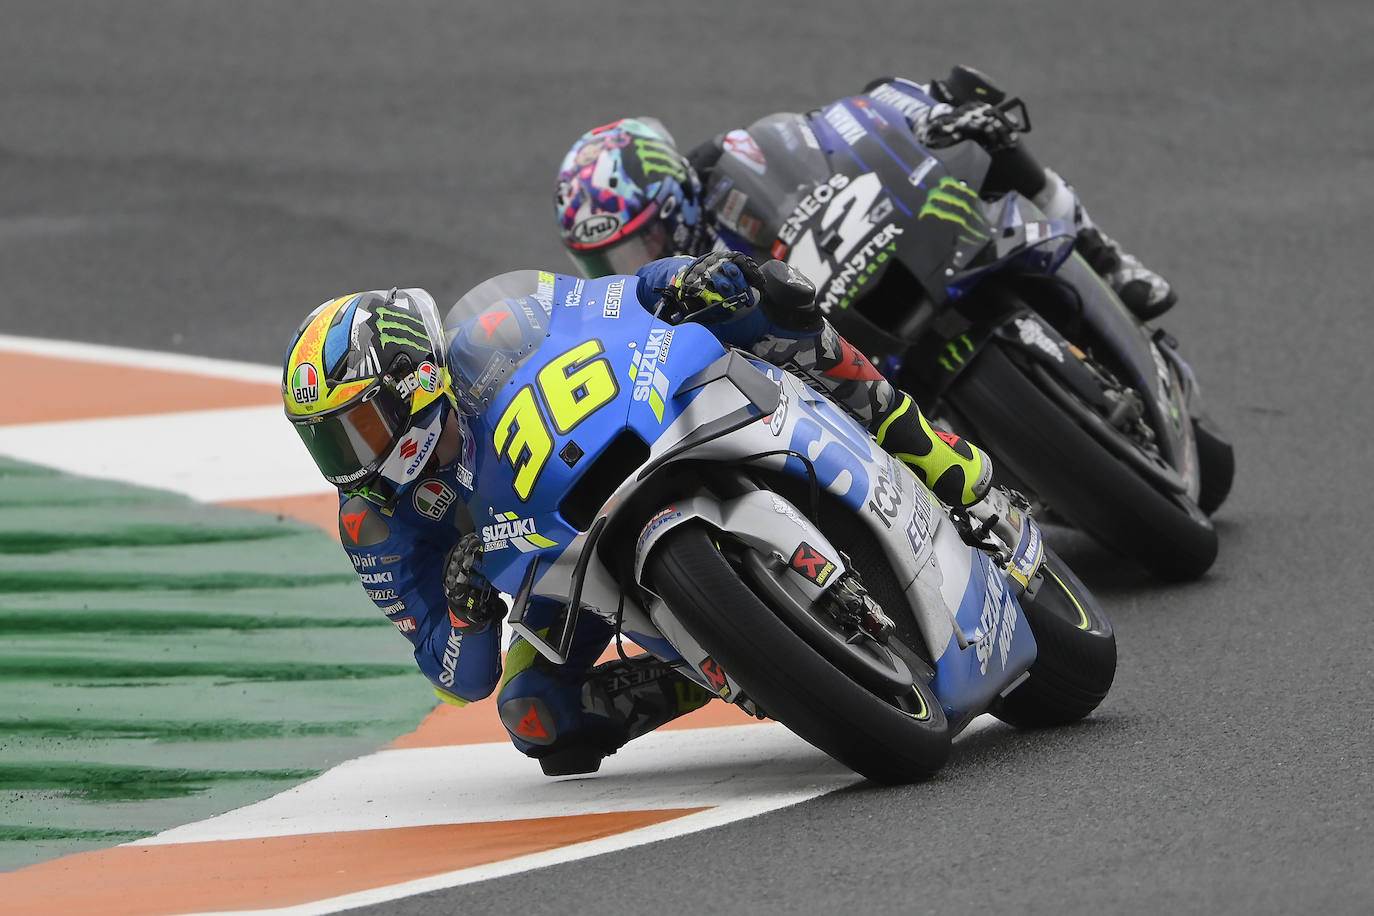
[291,382,410,486]
[568,220,671,278]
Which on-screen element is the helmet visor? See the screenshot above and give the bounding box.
[568,219,672,278]
[291,382,410,486]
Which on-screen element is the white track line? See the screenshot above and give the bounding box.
[0,407,331,502]
[0,333,283,382]
[141,724,858,845]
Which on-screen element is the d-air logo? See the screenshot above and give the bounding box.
[291,363,319,404]
[413,479,456,520]
[917,177,988,244]
[790,542,837,586]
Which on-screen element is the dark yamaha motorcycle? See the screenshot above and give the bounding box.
[708,83,1234,580]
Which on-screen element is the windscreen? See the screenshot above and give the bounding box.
[443,270,553,414]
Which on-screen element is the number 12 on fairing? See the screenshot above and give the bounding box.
[491,339,618,500]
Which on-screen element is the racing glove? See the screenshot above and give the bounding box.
[661,251,765,324]
[918,101,1019,151]
[442,532,508,630]
[661,252,818,328]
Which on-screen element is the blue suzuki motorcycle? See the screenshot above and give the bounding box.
[442,269,1115,783]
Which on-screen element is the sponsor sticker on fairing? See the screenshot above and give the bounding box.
[822,103,866,146]
[635,506,681,556]
[789,542,836,586]
[1014,317,1065,362]
[602,278,625,319]
[699,655,731,698]
[975,561,1018,675]
[778,174,850,245]
[722,129,767,174]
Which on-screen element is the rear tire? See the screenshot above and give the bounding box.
[949,340,1218,580]
[648,522,951,783]
[994,550,1116,728]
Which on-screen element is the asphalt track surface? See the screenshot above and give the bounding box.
[2,1,1370,913]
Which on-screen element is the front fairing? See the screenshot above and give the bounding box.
[443,271,723,596]
[776,95,1071,314]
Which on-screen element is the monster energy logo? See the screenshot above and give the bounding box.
[917,177,987,242]
[937,333,975,372]
[635,138,686,179]
[374,305,429,350]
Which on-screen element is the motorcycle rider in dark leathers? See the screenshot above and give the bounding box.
[282,247,1008,775]
[554,67,1176,322]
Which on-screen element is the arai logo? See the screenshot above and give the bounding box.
[573,214,620,245]
[291,363,319,404]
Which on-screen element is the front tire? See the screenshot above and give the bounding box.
[1193,414,1235,516]
[994,550,1116,728]
[948,340,1218,580]
[648,522,951,784]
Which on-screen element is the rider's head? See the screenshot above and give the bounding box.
[555,117,709,278]
[283,288,449,500]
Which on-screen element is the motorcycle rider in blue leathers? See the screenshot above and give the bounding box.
[283,251,1003,776]
[555,66,1176,322]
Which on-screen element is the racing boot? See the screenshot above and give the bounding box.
[875,392,993,509]
[1033,168,1177,321]
[537,655,714,777]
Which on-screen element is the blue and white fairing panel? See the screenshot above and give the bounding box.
[449,271,719,599]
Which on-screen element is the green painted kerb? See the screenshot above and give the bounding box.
[0,459,437,872]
